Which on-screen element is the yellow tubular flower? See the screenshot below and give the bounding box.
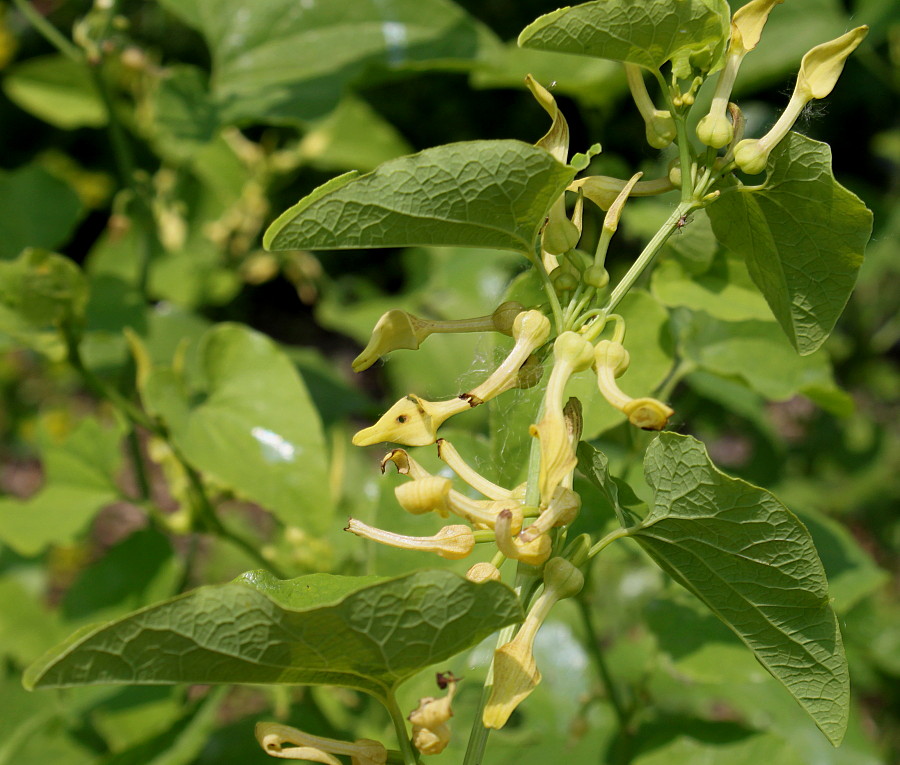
[594,340,673,431]
[352,394,470,447]
[255,722,387,764]
[345,519,474,560]
[624,63,676,149]
[394,476,453,517]
[447,493,524,534]
[352,302,526,372]
[436,438,523,501]
[734,26,868,173]
[409,677,458,756]
[697,0,783,148]
[530,332,595,504]
[484,558,584,729]
[568,174,674,211]
[467,310,551,404]
[494,507,551,565]
[519,486,581,543]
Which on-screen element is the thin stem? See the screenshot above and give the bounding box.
[12,0,82,60]
[530,253,564,334]
[183,462,288,578]
[602,202,696,315]
[588,527,631,558]
[462,621,518,765]
[576,596,628,730]
[125,426,151,501]
[385,691,421,765]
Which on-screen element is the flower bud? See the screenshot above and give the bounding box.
[542,557,584,600]
[733,138,769,175]
[491,301,526,334]
[394,476,452,516]
[466,561,502,583]
[696,111,734,149]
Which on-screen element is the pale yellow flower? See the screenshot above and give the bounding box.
[483,558,583,728]
[734,26,868,173]
[594,340,673,430]
[345,519,474,560]
[255,722,386,764]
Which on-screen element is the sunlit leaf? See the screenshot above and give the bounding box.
[24,569,523,699]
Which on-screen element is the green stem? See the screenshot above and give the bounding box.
[602,202,696,315]
[385,691,421,765]
[588,527,631,558]
[12,0,82,61]
[462,621,518,765]
[576,596,628,730]
[183,462,288,578]
[530,253,565,334]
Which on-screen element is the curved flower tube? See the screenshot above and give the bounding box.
[483,558,584,729]
[494,507,551,566]
[733,26,868,173]
[255,722,387,764]
[352,302,526,372]
[530,332,594,504]
[436,438,523,501]
[594,340,673,431]
[345,519,475,560]
[409,676,459,756]
[519,486,581,543]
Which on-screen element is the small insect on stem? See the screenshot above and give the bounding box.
[675,214,691,233]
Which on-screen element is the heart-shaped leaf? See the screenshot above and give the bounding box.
[264,140,575,254]
[24,569,523,699]
[708,133,873,355]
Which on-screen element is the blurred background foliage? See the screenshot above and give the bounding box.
[0,0,898,763]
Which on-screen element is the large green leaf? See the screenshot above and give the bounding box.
[139,323,332,534]
[156,0,498,124]
[0,167,83,260]
[673,308,851,414]
[630,433,849,745]
[24,569,523,699]
[708,133,873,355]
[2,54,106,129]
[518,0,731,77]
[0,415,125,556]
[265,140,574,254]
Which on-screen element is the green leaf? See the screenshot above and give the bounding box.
[0,415,125,556]
[632,432,849,745]
[631,719,805,765]
[298,95,413,172]
[155,0,499,124]
[0,166,83,260]
[0,250,88,354]
[2,54,106,129]
[652,250,773,322]
[673,308,851,414]
[575,290,674,437]
[708,133,873,355]
[265,140,574,253]
[518,0,731,77]
[24,569,523,698]
[140,323,332,533]
[576,442,644,528]
[146,65,220,162]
